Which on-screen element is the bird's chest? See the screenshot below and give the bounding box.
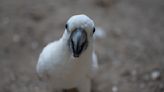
[47,53,91,88]
[49,55,90,78]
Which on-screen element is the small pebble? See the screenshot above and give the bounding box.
[13,34,20,43]
[151,70,160,80]
[140,83,145,89]
[131,70,137,76]
[112,86,118,92]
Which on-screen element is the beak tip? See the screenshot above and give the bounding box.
[73,54,80,58]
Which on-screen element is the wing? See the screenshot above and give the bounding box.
[36,43,54,81]
[90,50,99,78]
[36,54,51,81]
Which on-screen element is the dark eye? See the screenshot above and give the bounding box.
[65,24,68,29]
[93,27,95,34]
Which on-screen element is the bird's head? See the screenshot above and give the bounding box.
[65,14,95,58]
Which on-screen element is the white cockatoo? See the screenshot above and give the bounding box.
[36,14,98,92]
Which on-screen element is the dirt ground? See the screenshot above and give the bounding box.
[0,0,164,92]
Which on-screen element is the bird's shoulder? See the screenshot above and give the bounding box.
[38,40,70,66]
[41,40,67,56]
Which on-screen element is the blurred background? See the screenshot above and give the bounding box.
[0,0,164,92]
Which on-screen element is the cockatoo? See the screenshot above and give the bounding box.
[36,14,98,92]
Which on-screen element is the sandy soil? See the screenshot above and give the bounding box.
[0,0,164,92]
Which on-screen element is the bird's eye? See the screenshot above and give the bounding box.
[93,27,95,34]
[65,24,68,29]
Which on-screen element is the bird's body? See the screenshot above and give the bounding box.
[36,14,98,92]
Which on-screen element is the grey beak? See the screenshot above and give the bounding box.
[69,28,88,58]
